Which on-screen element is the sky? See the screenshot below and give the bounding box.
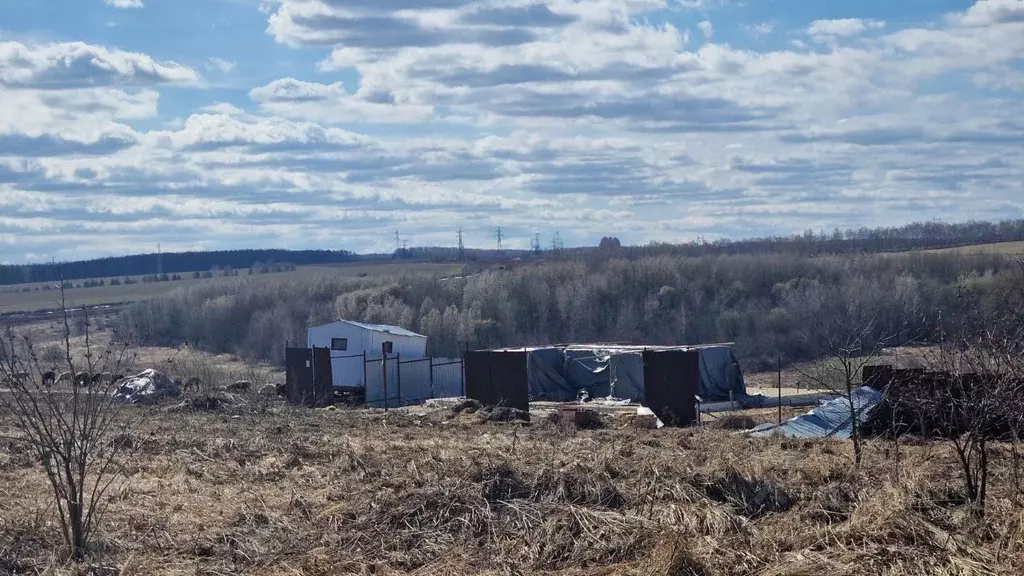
[0,0,1022,262]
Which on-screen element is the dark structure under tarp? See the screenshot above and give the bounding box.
[521,344,745,403]
[464,343,740,426]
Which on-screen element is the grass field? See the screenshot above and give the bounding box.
[2,399,1022,575]
[922,240,1024,256]
[0,261,464,315]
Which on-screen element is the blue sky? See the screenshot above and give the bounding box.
[0,0,1021,262]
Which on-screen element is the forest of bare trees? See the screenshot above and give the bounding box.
[121,248,1017,372]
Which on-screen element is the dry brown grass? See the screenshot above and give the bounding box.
[2,400,1023,575]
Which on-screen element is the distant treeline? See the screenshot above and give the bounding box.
[5,218,1024,287]
[404,219,1024,262]
[0,249,358,286]
[122,247,1020,372]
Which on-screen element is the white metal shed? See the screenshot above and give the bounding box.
[306,320,427,388]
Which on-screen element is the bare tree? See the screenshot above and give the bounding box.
[0,286,142,561]
[797,314,894,467]
[913,285,1024,516]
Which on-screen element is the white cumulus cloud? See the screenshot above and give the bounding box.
[807,18,885,41]
[103,0,144,8]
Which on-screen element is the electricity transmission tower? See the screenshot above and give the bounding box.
[394,230,401,252]
[457,228,465,261]
[531,233,542,255]
[551,231,563,251]
[493,227,503,250]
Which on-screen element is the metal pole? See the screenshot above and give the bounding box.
[382,345,388,412]
[429,356,435,399]
[362,350,367,392]
[777,355,782,425]
[396,353,401,407]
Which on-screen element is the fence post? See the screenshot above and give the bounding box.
[429,357,435,399]
[362,350,367,391]
[382,347,388,412]
[777,355,782,425]
[396,353,402,407]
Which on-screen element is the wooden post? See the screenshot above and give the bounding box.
[362,351,367,391]
[429,356,435,399]
[396,353,402,407]
[777,355,783,425]
[382,345,388,412]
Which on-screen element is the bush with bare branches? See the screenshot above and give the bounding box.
[0,288,144,561]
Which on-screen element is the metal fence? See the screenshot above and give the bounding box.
[353,353,464,409]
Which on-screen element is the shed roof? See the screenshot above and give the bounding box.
[325,319,426,339]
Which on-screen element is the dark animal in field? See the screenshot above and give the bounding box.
[42,371,56,386]
[75,372,90,387]
[226,380,251,393]
[276,383,286,397]
[183,377,201,394]
[112,374,124,383]
[91,372,114,386]
[56,371,73,385]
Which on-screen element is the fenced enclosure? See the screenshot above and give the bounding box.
[364,355,464,408]
[321,349,464,408]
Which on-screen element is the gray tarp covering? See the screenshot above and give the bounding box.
[748,386,881,439]
[524,345,744,403]
[526,347,576,400]
[699,346,746,402]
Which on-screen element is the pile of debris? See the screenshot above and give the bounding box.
[115,369,181,404]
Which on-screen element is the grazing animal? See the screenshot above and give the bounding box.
[91,373,104,386]
[75,372,90,387]
[42,371,56,387]
[56,371,73,386]
[276,383,286,397]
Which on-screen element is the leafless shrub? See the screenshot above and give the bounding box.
[0,286,144,561]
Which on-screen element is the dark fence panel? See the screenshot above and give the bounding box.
[642,349,699,426]
[311,346,333,407]
[285,347,313,406]
[465,350,529,411]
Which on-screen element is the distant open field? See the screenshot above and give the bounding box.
[922,240,1024,256]
[0,260,464,315]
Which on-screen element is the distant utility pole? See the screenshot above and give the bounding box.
[394,230,401,252]
[531,233,542,255]
[457,228,465,261]
[493,227,504,250]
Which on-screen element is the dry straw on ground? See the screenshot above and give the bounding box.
[1,402,1022,575]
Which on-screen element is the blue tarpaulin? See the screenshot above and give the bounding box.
[748,386,882,439]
